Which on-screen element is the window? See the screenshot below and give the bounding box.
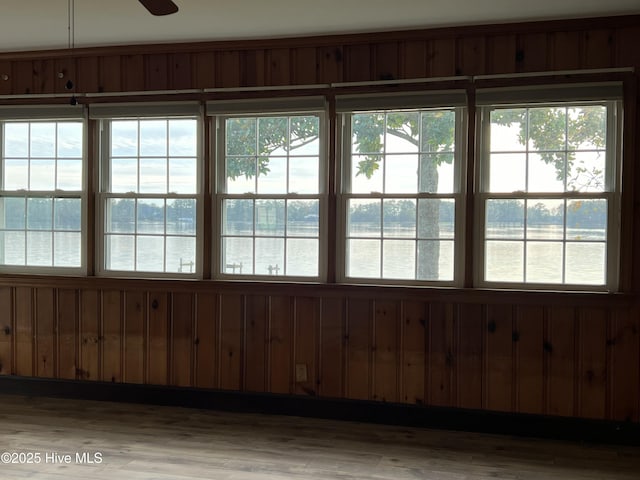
[95,104,201,276]
[477,85,622,289]
[0,108,85,272]
[212,99,326,279]
[338,93,465,283]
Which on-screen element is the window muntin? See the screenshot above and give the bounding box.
[0,120,84,270]
[479,102,618,288]
[101,117,199,275]
[342,108,461,283]
[219,114,323,278]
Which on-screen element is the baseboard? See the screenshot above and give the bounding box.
[0,375,638,446]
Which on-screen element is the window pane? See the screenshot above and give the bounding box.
[383,199,415,238]
[290,116,319,155]
[385,112,419,154]
[27,231,52,266]
[287,200,318,237]
[56,159,82,190]
[4,123,29,157]
[111,158,138,192]
[347,239,380,278]
[486,241,524,282]
[54,198,81,231]
[526,200,564,240]
[567,199,606,240]
[166,199,196,235]
[417,240,454,281]
[417,198,454,239]
[139,120,167,157]
[54,231,81,267]
[258,117,288,154]
[528,153,564,192]
[3,159,28,190]
[257,156,286,194]
[348,199,380,238]
[30,159,55,190]
[223,237,253,275]
[169,119,197,156]
[382,239,415,279]
[255,199,284,236]
[166,236,196,273]
[1,231,25,265]
[106,234,134,270]
[226,157,256,194]
[169,157,197,194]
[223,199,253,235]
[565,242,605,285]
[289,157,319,194]
[385,154,417,193]
[286,239,318,276]
[136,236,164,272]
[27,197,52,230]
[352,113,384,154]
[420,153,455,194]
[107,198,135,233]
[486,199,524,239]
[226,118,256,156]
[30,123,56,158]
[568,152,605,192]
[490,109,526,152]
[351,154,383,193]
[1,197,25,229]
[527,107,566,151]
[111,120,138,156]
[255,237,284,275]
[568,106,606,151]
[421,110,455,153]
[139,158,167,193]
[137,199,165,234]
[57,122,83,158]
[489,153,526,192]
[526,241,563,284]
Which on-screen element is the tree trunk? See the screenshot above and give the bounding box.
[417,155,440,280]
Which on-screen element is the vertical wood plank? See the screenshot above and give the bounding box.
[317,46,343,84]
[102,290,122,383]
[577,307,608,419]
[609,307,639,422]
[241,50,266,87]
[219,293,243,390]
[291,47,317,85]
[269,296,292,394]
[79,290,100,381]
[344,44,371,82]
[346,298,371,400]
[485,304,513,412]
[582,30,615,69]
[169,52,192,90]
[430,38,456,77]
[0,61,12,95]
[0,287,13,375]
[121,54,145,92]
[429,302,455,407]
[266,48,291,86]
[57,289,78,380]
[516,33,549,72]
[124,291,145,384]
[76,56,99,93]
[373,300,398,402]
[145,53,169,91]
[171,292,194,387]
[485,35,517,74]
[217,51,241,88]
[293,297,319,396]
[374,42,399,80]
[615,26,640,68]
[244,295,268,392]
[515,305,545,415]
[15,287,34,377]
[32,59,54,94]
[148,292,169,385]
[98,55,122,92]
[195,292,218,389]
[456,36,486,75]
[400,40,428,79]
[457,303,483,409]
[401,301,426,404]
[551,31,581,70]
[54,57,76,94]
[193,51,216,89]
[12,61,33,94]
[319,297,345,398]
[546,306,576,417]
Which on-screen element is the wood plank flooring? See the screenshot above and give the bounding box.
[0,394,638,479]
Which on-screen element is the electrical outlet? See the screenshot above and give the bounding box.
[295,363,308,383]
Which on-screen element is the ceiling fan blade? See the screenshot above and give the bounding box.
[138,0,179,16]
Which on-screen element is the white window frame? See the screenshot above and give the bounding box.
[93,103,203,278]
[474,84,623,291]
[209,97,328,281]
[0,106,87,275]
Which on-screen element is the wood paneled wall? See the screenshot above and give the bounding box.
[0,15,639,424]
[0,284,637,422]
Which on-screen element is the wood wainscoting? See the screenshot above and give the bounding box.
[0,281,637,425]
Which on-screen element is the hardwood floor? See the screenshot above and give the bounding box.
[0,394,638,479]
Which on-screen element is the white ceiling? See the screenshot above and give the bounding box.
[1,0,639,53]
